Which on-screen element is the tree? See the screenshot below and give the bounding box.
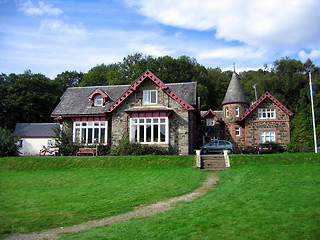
[0,127,20,156]
[53,71,83,96]
[0,71,59,129]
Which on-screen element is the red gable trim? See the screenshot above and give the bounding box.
[105,70,195,113]
[237,92,294,122]
[201,109,222,120]
[125,109,173,118]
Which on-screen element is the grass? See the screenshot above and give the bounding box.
[1,153,319,240]
[57,153,320,240]
[0,155,207,238]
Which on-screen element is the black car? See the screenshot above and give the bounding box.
[257,143,272,154]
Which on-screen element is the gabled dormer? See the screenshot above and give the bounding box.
[88,88,110,107]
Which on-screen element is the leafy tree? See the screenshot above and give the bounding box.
[53,70,83,96]
[1,71,59,129]
[0,127,20,156]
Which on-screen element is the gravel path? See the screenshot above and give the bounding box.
[6,172,219,240]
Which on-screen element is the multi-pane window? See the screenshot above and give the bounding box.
[130,117,168,144]
[235,107,240,117]
[206,118,215,126]
[258,108,276,119]
[143,90,157,104]
[260,131,275,143]
[94,95,103,106]
[73,121,107,144]
[225,107,229,118]
[235,127,241,136]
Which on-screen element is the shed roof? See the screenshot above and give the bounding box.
[14,123,58,137]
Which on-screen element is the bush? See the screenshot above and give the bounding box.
[286,142,313,153]
[111,134,169,156]
[0,127,20,157]
[269,142,285,153]
[53,126,78,156]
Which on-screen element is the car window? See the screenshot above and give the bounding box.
[218,141,225,146]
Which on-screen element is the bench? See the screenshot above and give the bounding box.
[40,148,59,156]
[76,148,96,156]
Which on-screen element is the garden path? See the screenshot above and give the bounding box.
[6,172,219,240]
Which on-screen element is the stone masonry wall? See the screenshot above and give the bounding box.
[244,99,291,148]
[111,79,192,155]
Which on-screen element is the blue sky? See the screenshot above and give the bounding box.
[1,0,320,79]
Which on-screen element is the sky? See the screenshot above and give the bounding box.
[1,0,320,79]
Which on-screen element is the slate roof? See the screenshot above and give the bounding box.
[14,123,58,137]
[51,85,129,116]
[201,110,224,120]
[222,72,248,105]
[51,73,197,117]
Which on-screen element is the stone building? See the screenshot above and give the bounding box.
[201,71,294,152]
[51,70,198,155]
[51,69,293,155]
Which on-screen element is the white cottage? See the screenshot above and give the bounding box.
[14,123,58,155]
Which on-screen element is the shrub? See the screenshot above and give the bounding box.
[0,127,20,157]
[269,142,285,153]
[286,142,313,153]
[111,134,169,156]
[53,126,78,156]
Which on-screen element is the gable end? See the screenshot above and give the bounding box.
[237,92,294,121]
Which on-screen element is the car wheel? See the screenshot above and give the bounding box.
[202,149,208,155]
[227,149,232,154]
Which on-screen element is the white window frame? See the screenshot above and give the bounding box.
[225,107,229,118]
[206,118,215,126]
[235,107,240,117]
[73,121,108,145]
[130,117,169,144]
[94,95,103,106]
[258,108,276,119]
[235,127,241,136]
[143,90,157,105]
[260,131,275,143]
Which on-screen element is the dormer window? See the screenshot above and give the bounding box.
[143,90,157,105]
[88,88,109,107]
[94,95,103,106]
[206,118,215,126]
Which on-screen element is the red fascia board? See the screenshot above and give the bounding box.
[237,92,294,121]
[105,70,195,113]
[201,109,222,120]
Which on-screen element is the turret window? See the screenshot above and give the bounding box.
[235,107,240,117]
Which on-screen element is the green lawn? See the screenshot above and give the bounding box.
[59,153,320,240]
[1,154,319,240]
[0,155,206,238]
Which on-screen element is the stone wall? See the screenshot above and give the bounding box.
[244,98,291,148]
[111,78,194,155]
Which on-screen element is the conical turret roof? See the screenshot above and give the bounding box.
[222,71,248,105]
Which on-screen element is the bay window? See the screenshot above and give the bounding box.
[130,117,169,144]
[73,121,107,144]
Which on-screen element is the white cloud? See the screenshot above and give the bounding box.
[20,0,62,16]
[299,49,320,61]
[39,20,86,35]
[197,46,266,60]
[126,0,320,49]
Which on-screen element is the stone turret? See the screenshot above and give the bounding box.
[222,71,249,122]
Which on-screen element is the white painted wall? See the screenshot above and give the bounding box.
[18,138,54,155]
